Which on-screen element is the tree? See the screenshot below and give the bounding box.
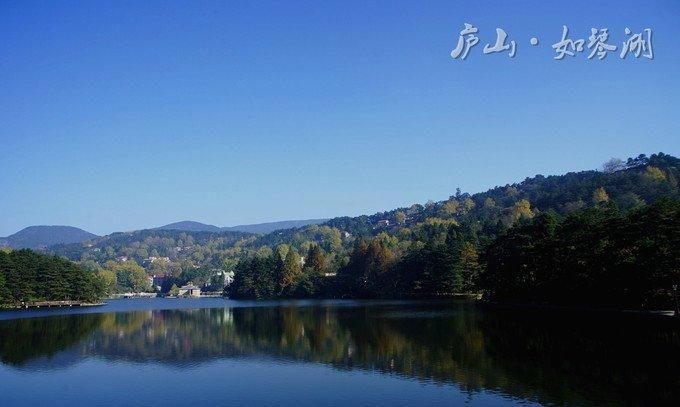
[3,249,37,303]
[642,166,666,182]
[98,269,117,295]
[305,245,326,274]
[112,261,150,292]
[463,198,476,212]
[616,192,646,212]
[395,211,406,224]
[280,248,302,295]
[443,200,460,216]
[408,203,423,215]
[458,242,481,291]
[0,249,105,305]
[602,158,625,173]
[208,273,226,291]
[503,199,534,226]
[506,186,520,197]
[169,284,180,296]
[0,272,5,303]
[483,201,680,309]
[228,256,277,299]
[592,187,610,205]
[564,199,586,214]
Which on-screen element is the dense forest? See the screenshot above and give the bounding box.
[35,152,680,309]
[226,153,680,310]
[0,249,105,306]
[483,199,680,308]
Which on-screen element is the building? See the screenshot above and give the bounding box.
[178,283,201,297]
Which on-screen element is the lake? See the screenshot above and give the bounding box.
[0,298,678,406]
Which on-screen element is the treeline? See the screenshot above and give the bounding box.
[228,200,680,309]
[37,152,680,307]
[229,223,483,299]
[228,152,680,307]
[0,249,105,306]
[227,244,330,299]
[338,225,481,298]
[483,199,680,308]
[253,152,679,250]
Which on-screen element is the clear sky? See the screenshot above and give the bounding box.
[1,0,679,236]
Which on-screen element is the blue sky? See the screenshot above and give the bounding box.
[1,0,679,236]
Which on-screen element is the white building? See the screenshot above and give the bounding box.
[178,283,201,297]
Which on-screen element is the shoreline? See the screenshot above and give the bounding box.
[1,301,106,310]
[2,296,678,320]
[479,299,679,319]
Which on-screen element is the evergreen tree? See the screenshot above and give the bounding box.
[305,245,327,274]
[280,248,302,296]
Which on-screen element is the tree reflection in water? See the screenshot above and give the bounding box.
[1,301,678,406]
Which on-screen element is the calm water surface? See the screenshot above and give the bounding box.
[0,299,678,406]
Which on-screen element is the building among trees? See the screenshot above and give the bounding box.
[178,283,201,297]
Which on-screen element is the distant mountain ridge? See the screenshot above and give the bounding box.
[156,219,328,234]
[222,219,329,234]
[2,219,329,250]
[156,221,222,233]
[0,226,98,249]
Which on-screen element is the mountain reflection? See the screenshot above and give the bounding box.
[1,302,679,406]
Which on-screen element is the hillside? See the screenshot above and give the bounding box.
[156,221,222,233]
[50,228,254,265]
[0,226,98,249]
[253,153,680,248]
[156,219,328,234]
[46,152,679,304]
[228,152,679,305]
[222,219,329,234]
[50,152,679,264]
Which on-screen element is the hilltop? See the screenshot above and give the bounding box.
[0,226,98,249]
[157,219,328,234]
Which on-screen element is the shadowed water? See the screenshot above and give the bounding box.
[0,299,678,406]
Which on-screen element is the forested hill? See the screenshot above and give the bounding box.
[0,226,98,249]
[49,152,678,267]
[222,219,329,234]
[156,219,328,233]
[50,229,254,266]
[253,152,679,247]
[227,152,679,308]
[156,221,222,233]
[45,152,679,308]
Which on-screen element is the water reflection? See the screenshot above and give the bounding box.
[1,302,679,406]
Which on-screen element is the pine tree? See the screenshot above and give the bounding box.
[280,248,302,296]
[306,245,327,274]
